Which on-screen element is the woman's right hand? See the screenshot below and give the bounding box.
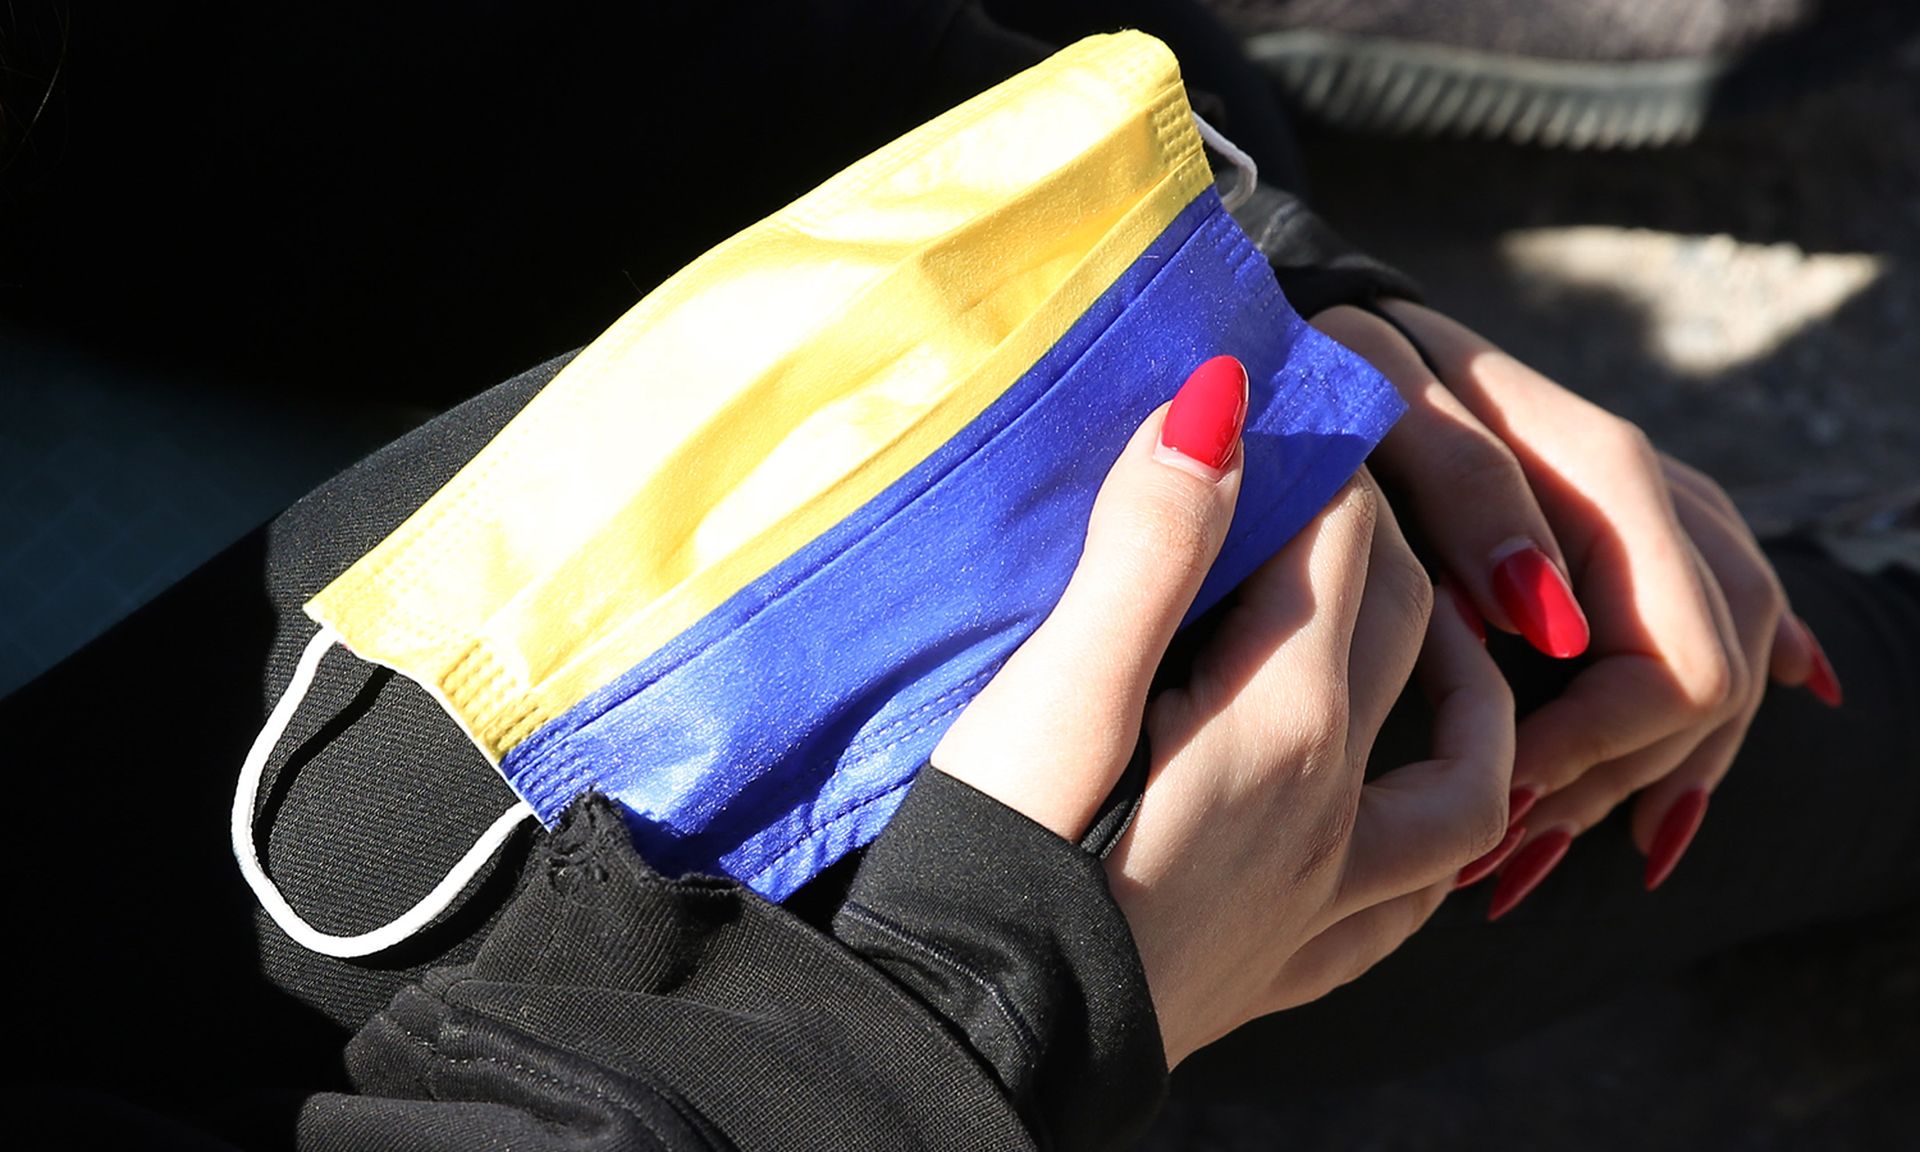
[933,357,1516,1067]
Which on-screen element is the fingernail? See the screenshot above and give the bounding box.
[1507,785,1541,827]
[1487,826,1573,921]
[1800,620,1843,708]
[1644,788,1709,891]
[1490,544,1590,659]
[1157,355,1248,475]
[1446,582,1486,644]
[1455,825,1526,889]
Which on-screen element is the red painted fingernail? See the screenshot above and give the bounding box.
[1487,827,1574,921]
[1491,545,1590,659]
[1800,620,1843,708]
[1456,825,1526,889]
[1644,788,1709,891]
[1507,785,1541,827]
[1157,355,1248,473]
[1446,583,1486,644]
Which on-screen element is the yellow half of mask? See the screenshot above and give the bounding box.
[305,31,1212,762]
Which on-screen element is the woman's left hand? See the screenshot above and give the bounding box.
[1312,299,1840,914]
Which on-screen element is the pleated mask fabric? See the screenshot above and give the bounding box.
[233,31,1406,957]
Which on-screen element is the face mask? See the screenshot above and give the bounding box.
[233,31,1405,957]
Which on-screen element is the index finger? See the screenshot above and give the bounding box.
[1315,305,1580,653]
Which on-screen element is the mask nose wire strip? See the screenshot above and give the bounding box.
[1192,111,1257,212]
[230,627,537,959]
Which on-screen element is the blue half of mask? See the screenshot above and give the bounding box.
[497,189,1406,900]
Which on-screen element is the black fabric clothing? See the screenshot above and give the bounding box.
[1229,180,1426,316]
[831,767,1167,1146]
[248,357,562,1031]
[298,781,1163,1152]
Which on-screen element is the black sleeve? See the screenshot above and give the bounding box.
[831,768,1168,1151]
[1228,180,1427,317]
[298,776,1168,1152]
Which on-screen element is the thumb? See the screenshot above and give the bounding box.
[933,355,1248,840]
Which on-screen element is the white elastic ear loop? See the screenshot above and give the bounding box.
[230,627,536,958]
[1192,111,1258,213]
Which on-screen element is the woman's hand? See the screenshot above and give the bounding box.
[1311,300,1841,914]
[933,357,1515,1066]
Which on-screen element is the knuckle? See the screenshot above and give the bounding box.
[1735,570,1787,636]
[1542,727,1623,789]
[1678,647,1736,716]
[1283,703,1360,884]
[1150,480,1220,560]
[1311,478,1382,587]
[1603,415,1658,466]
[1291,793,1359,887]
[1106,481,1217,582]
[1334,473,1381,538]
[1756,575,1787,625]
[1375,536,1435,638]
[1725,645,1754,713]
[1294,684,1351,761]
[1434,433,1530,507]
[1463,792,1512,861]
[1721,561,1775,618]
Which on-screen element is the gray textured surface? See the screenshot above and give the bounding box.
[1208,0,1815,61]
[1302,30,1920,530]
[1143,24,1919,1152]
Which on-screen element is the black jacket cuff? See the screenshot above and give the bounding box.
[832,767,1168,1152]
[306,794,1040,1151]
